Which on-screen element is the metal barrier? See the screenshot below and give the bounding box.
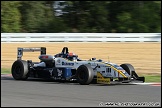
[1,33,161,42]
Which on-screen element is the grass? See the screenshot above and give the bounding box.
[1,68,11,74]
[142,75,161,83]
[1,68,161,83]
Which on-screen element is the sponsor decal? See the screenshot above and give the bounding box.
[62,62,74,66]
[106,68,111,73]
[97,72,110,84]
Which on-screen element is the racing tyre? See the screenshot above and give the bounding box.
[11,60,29,80]
[120,63,138,79]
[76,64,94,85]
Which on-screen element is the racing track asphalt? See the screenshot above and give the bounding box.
[1,75,161,107]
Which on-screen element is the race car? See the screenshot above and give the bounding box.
[11,47,145,85]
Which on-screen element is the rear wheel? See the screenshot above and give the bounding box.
[11,60,29,80]
[76,64,94,85]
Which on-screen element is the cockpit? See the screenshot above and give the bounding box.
[54,47,81,61]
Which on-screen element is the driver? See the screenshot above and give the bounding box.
[67,52,78,61]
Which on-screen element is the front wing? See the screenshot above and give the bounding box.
[96,72,145,84]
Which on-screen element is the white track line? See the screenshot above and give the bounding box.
[1,74,12,77]
[132,82,161,86]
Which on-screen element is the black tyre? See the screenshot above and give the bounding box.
[120,63,138,79]
[76,64,94,85]
[11,60,29,80]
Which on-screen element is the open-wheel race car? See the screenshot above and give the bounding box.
[11,47,145,85]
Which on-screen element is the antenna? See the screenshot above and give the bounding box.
[108,56,110,63]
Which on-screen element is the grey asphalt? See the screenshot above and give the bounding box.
[1,76,161,107]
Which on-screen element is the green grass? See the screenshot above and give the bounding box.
[142,75,161,82]
[1,68,11,74]
[1,68,161,83]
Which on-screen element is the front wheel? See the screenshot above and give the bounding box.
[120,63,138,79]
[76,64,94,85]
[11,60,29,80]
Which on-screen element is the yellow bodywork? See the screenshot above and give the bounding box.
[97,72,110,84]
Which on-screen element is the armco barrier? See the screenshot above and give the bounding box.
[1,33,161,42]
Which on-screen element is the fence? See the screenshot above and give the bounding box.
[1,33,161,42]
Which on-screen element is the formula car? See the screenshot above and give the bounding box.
[11,47,145,85]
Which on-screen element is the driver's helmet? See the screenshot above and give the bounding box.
[67,52,78,61]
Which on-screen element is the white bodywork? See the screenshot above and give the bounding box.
[54,57,130,78]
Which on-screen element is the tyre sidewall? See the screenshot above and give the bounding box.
[76,64,94,85]
[120,64,133,75]
[12,60,28,80]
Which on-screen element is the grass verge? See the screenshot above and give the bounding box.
[1,68,11,74]
[1,68,161,83]
[140,74,161,83]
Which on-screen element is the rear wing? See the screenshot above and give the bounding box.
[17,47,46,60]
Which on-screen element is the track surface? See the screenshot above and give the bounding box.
[1,75,161,107]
